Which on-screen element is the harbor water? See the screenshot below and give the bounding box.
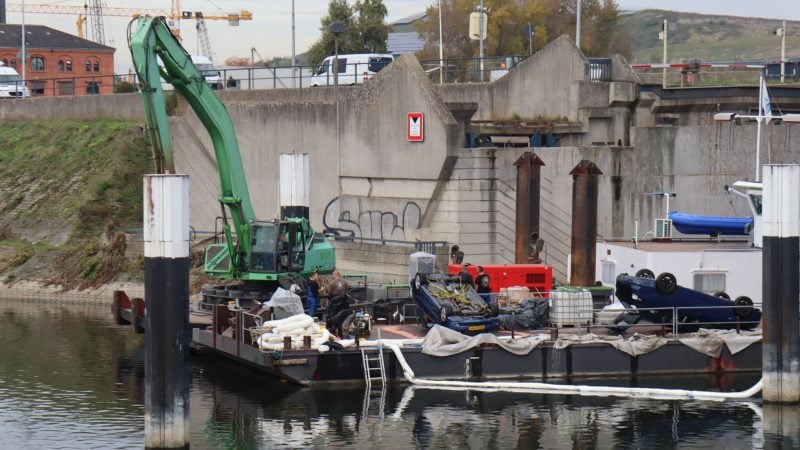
[1,299,798,449]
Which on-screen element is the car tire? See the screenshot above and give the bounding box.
[713,291,730,300]
[635,269,655,279]
[733,296,754,318]
[440,303,453,324]
[655,272,678,295]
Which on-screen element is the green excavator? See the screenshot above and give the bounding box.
[128,16,335,305]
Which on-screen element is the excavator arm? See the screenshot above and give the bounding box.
[128,16,254,275]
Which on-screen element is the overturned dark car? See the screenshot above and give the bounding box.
[412,272,500,334]
[615,271,761,331]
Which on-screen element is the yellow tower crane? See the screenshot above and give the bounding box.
[6,2,252,42]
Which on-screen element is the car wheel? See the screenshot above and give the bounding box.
[635,269,655,279]
[713,291,730,300]
[440,303,453,324]
[655,272,678,295]
[733,296,754,318]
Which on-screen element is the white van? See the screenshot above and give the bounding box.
[310,53,393,87]
[0,62,30,98]
[190,55,222,90]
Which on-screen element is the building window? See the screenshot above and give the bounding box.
[31,56,45,72]
[30,80,46,96]
[58,60,65,71]
[601,261,616,285]
[10,58,16,69]
[58,81,75,96]
[85,60,92,72]
[1,58,7,66]
[693,272,726,295]
[93,61,100,72]
[86,82,100,95]
[66,60,73,72]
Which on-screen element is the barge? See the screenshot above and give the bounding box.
[113,290,763,387]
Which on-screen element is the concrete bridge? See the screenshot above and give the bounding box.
[4,35,800,284]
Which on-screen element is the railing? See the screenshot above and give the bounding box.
[588,58,612,82]
[496,299,764,337]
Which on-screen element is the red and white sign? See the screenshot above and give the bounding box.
[407,112,424,142]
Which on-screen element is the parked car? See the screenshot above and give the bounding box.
[614,271,761,331]
[412,272,500,334]
[0,62,30,98]
[310,53,393,87]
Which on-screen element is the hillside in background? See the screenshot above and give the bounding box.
[0,121,152,288]
[623,9,800,63]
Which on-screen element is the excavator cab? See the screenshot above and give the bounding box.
[249,221,305,274]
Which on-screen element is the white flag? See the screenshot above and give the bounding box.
[762,79,773,121]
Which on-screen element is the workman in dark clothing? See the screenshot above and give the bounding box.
[450,245,464,264]
[475,265,491,303]
[306,272,321,318]
[458,264,474,288]
[326,270,351,337]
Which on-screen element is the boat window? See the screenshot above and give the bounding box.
[693,272,725,294]
[749,194,762,215]
[601,261,616,285]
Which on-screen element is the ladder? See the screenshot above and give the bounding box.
[361,345,386,386]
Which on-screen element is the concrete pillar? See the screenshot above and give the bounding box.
[569,160,602,287]
[143,175,191,448]
[279,153,310,220]
[762,404,800,445]
[762,164,800,403]
[513,152,545,264]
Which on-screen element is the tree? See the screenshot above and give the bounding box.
[355,0,390,53]
[306,0,389,67]
[416,0,630,64]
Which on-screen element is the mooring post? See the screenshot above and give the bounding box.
[143,175,190,448]
[762,165,800,403]
[569,160,603,287]
[513,152,545,264]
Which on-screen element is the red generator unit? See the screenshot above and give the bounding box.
[447,264,553,296]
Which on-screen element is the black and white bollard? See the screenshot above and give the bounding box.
[144,175,191,447]
[762,164,800,403]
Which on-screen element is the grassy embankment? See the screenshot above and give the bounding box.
[0,120,153,289]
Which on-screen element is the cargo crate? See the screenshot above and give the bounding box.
[549,288,594,327]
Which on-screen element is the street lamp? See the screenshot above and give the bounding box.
[21,0,26,96]
[476,1,488,82]
[438,0,444,84]
[329,21,345,97]
[776,20,786,83]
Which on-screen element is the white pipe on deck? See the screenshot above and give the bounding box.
[384,342,762,402]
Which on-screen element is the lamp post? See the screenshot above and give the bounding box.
[329,21,345,98]
[477,0,487,82]
[292,0,296,88]
[21,0,26,95]
[777,20,786,83]
[438,0,444,84]
[576,0,581,48]
[660,19,668,89]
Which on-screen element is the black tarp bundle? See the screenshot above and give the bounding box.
[498,298,550,330]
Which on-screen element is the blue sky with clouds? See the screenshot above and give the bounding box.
[5,1,800,73]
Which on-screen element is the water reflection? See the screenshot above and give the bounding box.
[0,300,798,449]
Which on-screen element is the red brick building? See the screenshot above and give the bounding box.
[0,24,115,97]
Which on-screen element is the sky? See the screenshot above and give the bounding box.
[5,0,800,74]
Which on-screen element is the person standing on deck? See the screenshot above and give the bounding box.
[307,272,321,318]
[458,263,474,288]
[326,270,351,337]
[475,265,491,303]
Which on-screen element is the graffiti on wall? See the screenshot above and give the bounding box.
[323,196,422,242]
